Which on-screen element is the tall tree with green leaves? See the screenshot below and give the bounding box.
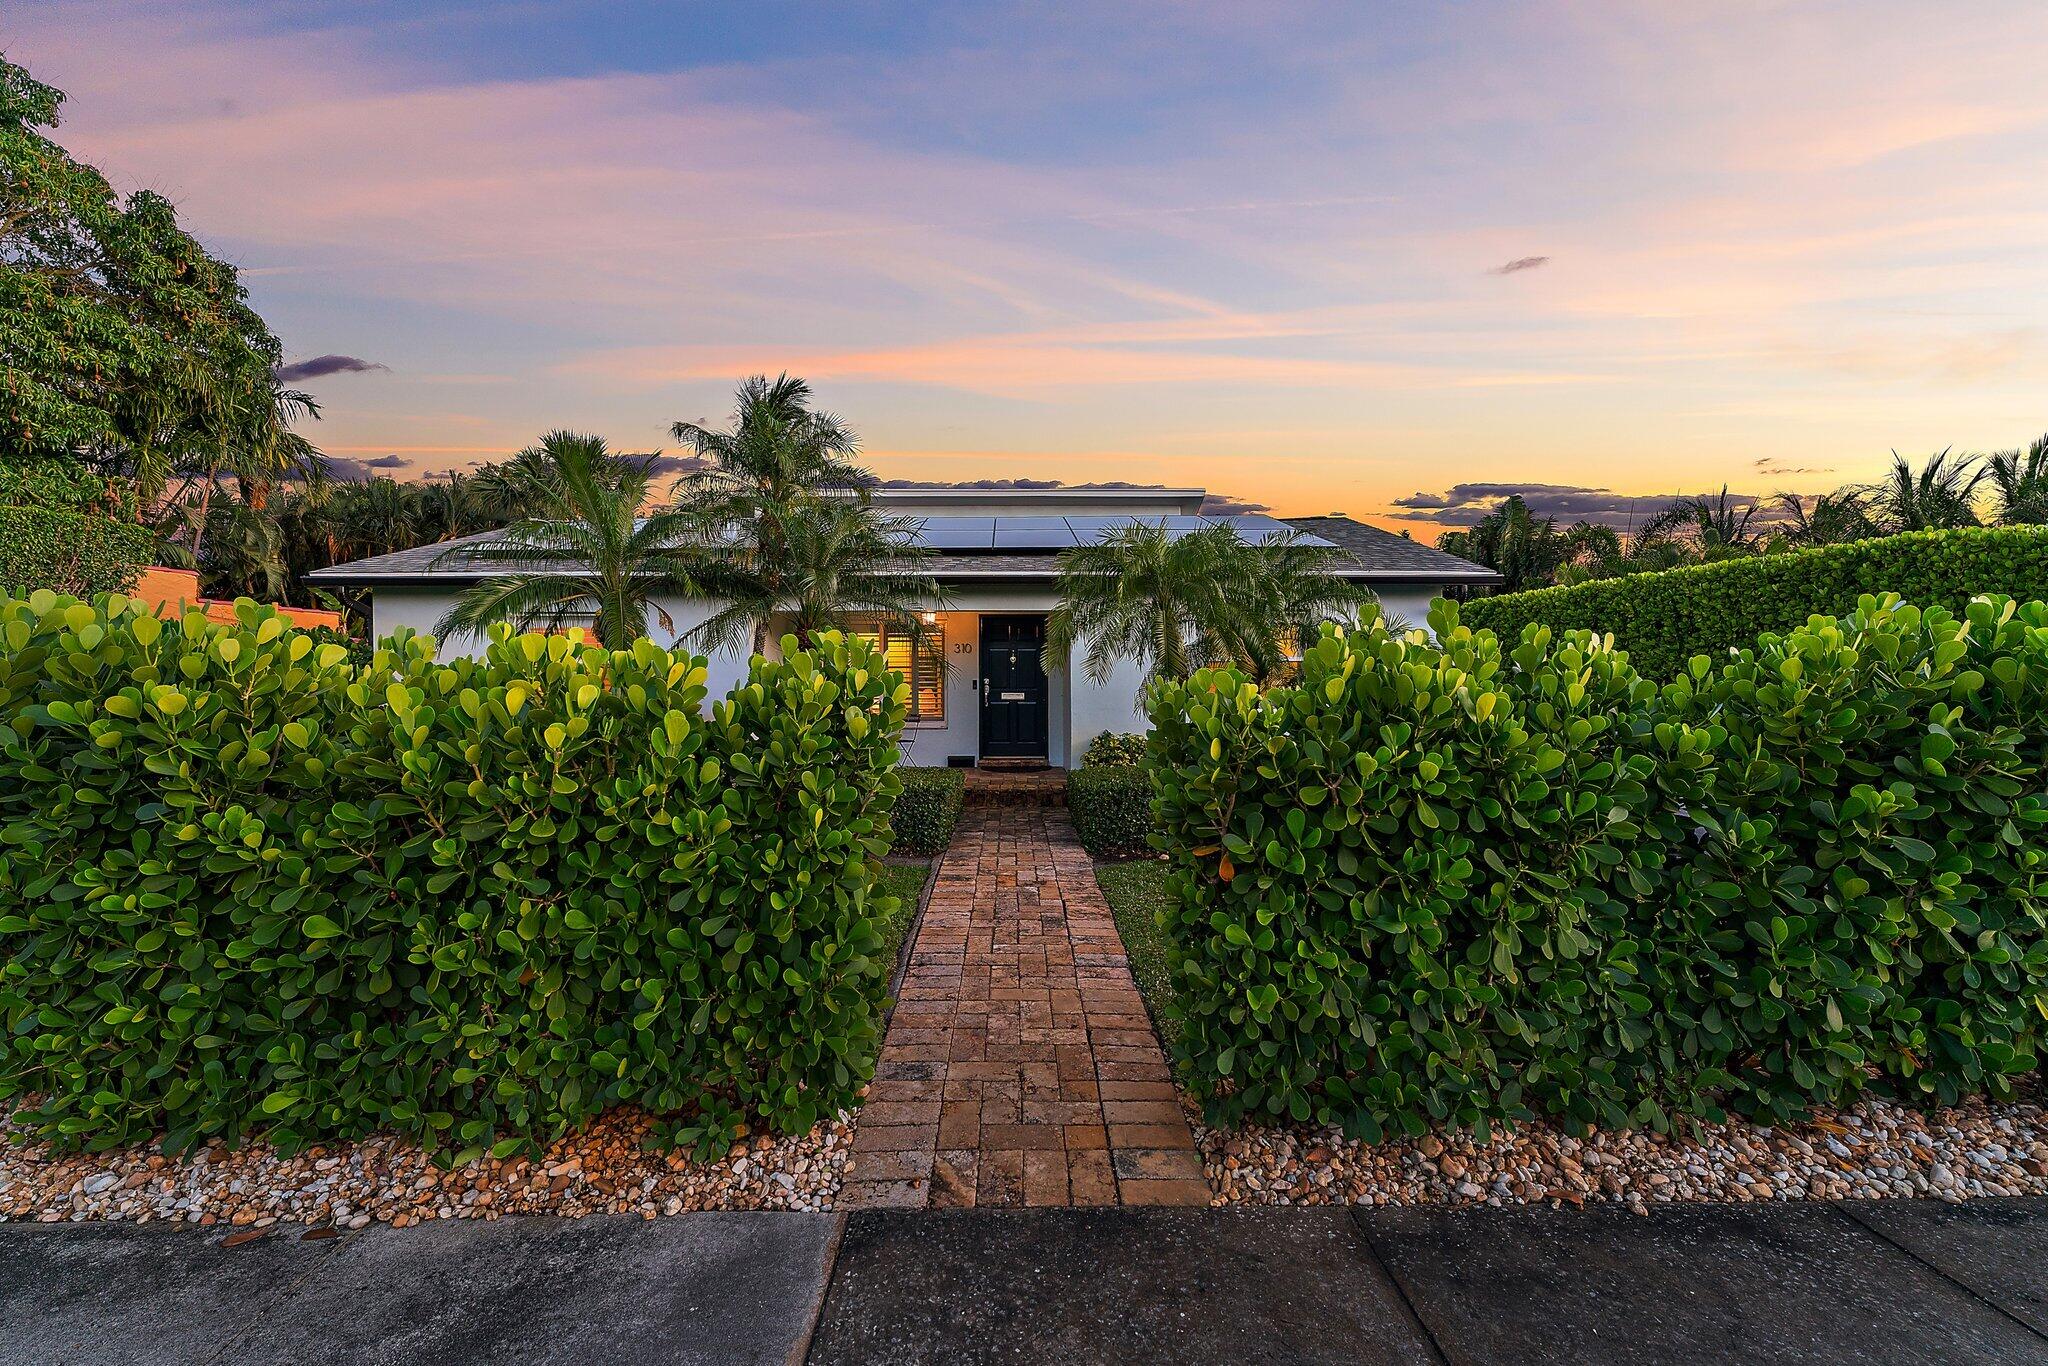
[1,56,288,500]
[1636,485,1763,559]
[1048,522,1366,688]
[684,498,943,654]
[1434,495,1576,592]
[435,432,699,649]
[668,373,875,653]
[670,374,869,509]
[1862,449,1984,533]
[1772,489,1876,546]
[1206,530,1374,682]
[1049,522,1231,686]
[1986,434,2048,527]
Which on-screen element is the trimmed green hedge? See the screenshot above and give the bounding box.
[0,506,155,596]
[893,767,965,855]
[1068,764,1154,859]
[1461,528,2048,682]
[0,591,909,1158]
[1148,596,2048,1140]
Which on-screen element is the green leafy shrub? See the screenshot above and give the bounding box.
[0,590,908,1158]
[0,507,155,596]
[893,767,964,855]
[1068,764,1154,859]
[0,460,154,596]
[1082,730,1148,767]
[1148,596,2048,1140]
[1461,528,2048,682]
[303,622,372,669]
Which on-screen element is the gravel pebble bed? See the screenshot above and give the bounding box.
[1195,1093,2048,1212]
[0,1104,852,1228]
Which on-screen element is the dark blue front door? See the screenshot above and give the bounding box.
[979,615,1048,760]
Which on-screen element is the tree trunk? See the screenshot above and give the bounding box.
[190,476,215,563]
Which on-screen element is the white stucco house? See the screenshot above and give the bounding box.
[307,485,1498,768]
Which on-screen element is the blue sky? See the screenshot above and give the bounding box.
[13,1,2048,527]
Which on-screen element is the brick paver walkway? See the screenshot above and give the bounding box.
[843,808,1210,1208]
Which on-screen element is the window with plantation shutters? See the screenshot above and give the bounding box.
[854,621,945,721]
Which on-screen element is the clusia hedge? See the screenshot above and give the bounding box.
[0,591,908,1158]
[1148,596,2048,1140]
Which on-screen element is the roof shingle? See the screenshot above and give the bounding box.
[1281,515,1501,582]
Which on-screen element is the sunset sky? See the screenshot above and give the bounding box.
[15,1,2048,532]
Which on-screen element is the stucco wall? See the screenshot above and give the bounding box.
[1372,588,1449,638]
[369,586,458,652]
[367,588,752,698]
[1066,653,1150,760]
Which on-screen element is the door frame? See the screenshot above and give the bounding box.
[977,613,1050,761]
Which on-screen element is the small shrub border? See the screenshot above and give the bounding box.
[892,767,965,856]
[0,591,910,1160]
[1148,595,2048,1141]
[1460,527,2048,682]
[1082,730,1148,767]
[1068,764,1154,859]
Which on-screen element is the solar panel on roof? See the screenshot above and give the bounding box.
[905,516,994,549]
[1210,514,1335,547]
[893,510,1336,553]
[1063,516,1135,545]
[995,524,1079,548]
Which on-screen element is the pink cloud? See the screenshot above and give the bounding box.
[12,0,2048,524]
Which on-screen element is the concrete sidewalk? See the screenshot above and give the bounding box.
[812,1199,2048,1365]
[6,1199,2048,1364]
[0,1213,838,1366]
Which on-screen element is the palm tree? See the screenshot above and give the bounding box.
[684,498,943,654]
[668,374,875,653]
[1986,434,2048,527]
[1207,530,1373,683]
[233,383,322,513]
[467,445,591,525]
[1438,495,1597,591]
[336,477,425,560]
[1773,490,1876,546]
[1048,522,1232,687]
[1553,521,1624,582]
[201,493,289,601]
[415,469,510,544]
[434,431,699,650]
[1637,486,1762,559]
[670,374,869,510]
[1047,522,1366,688]
[1861,449,1984,532]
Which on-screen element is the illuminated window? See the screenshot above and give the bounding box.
[855,621,945,721]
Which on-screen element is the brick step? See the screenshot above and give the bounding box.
[960,768,1068,808]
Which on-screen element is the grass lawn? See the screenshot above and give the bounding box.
[1093,857,1180,1047]
[874,858,932,973]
